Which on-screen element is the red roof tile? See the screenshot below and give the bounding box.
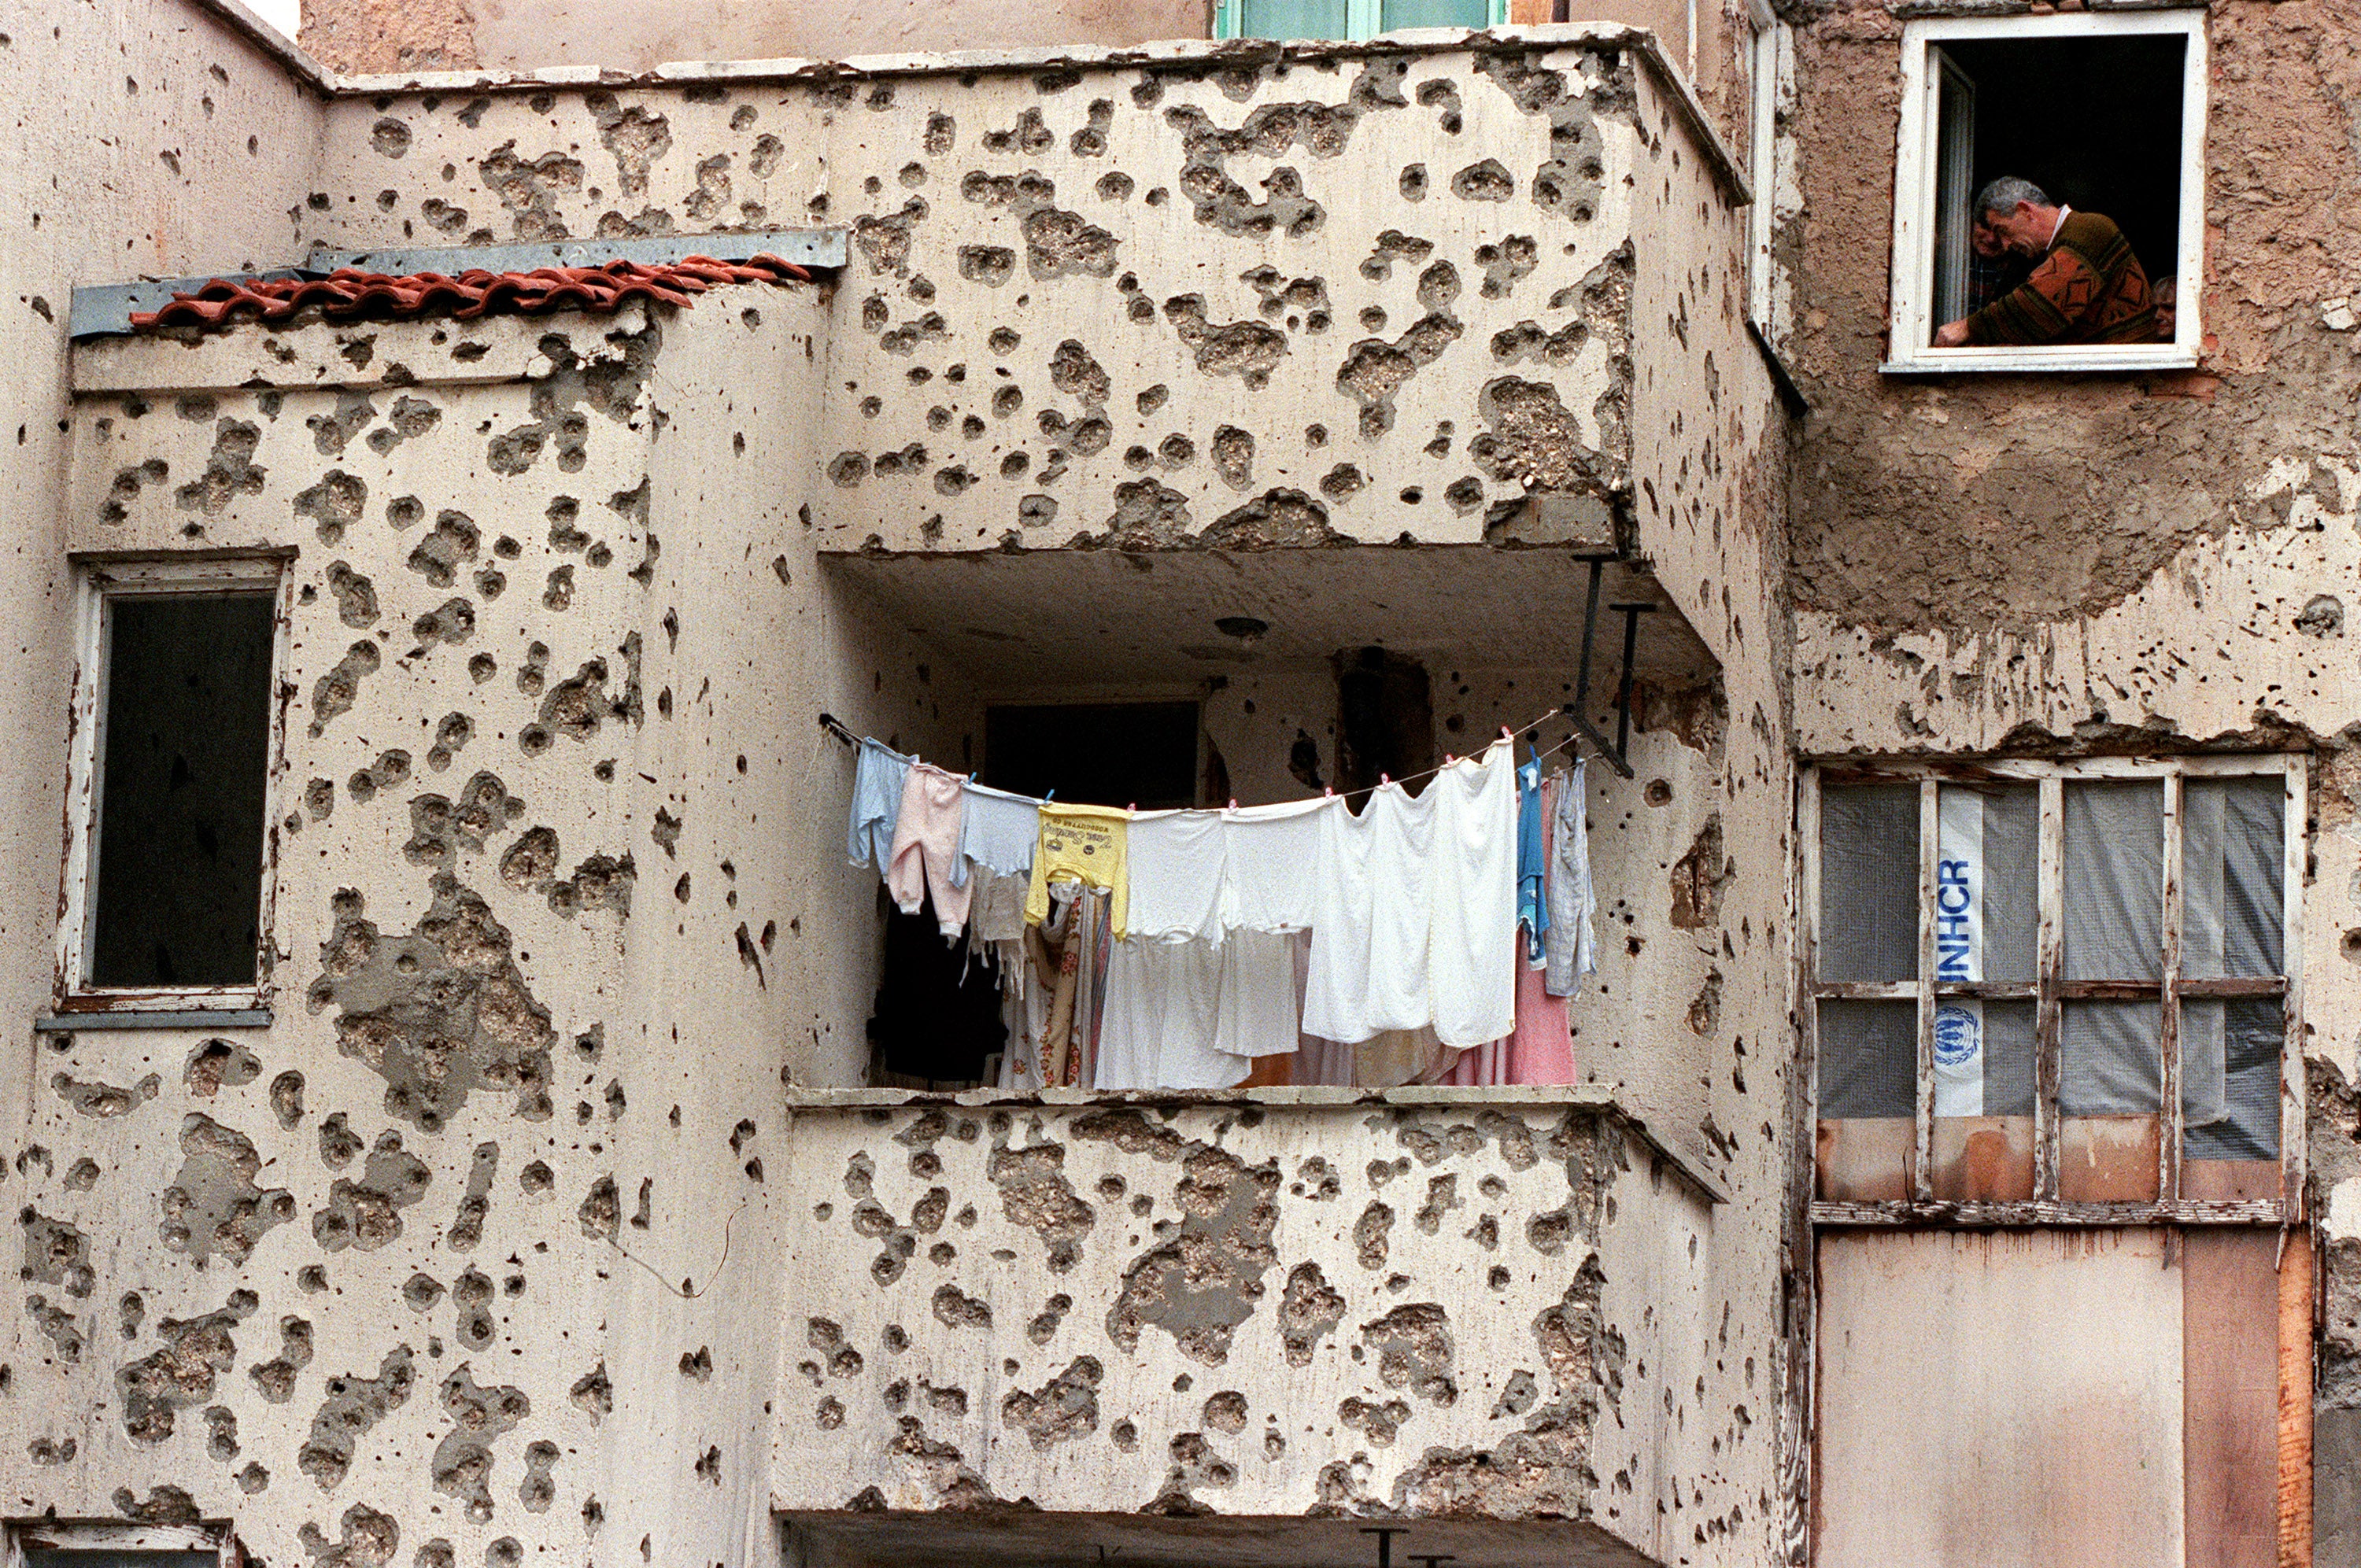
[129,254,812,331]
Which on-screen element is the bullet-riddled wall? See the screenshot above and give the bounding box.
[2,19,1798,1568]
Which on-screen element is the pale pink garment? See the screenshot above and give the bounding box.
[887,763,973,934]
[1441,938,1576,1086]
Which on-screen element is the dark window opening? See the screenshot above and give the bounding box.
[982,702,1200,810]
[1928,34,2185,345]
[87,592,275,989]
[1332,647,1435,796]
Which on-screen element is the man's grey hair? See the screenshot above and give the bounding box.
[1972,176,2050,220]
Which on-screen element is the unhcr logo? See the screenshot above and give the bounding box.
[1934,1004,1981,1068]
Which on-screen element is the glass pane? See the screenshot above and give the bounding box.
[1819,782,1918,983]
[1237,0,1350,38]
[1929,49,1975,330]
[2182,776,2285,978]
[2184,998,2282,1163]
[1817,999,1915,1202]
[2060,998,2160,1201]
[1930,998,2035,1201]
[90,592,275,987]
[1379,0,1486,28]
[1934,783,2037,986]
[2063,780,2163,981]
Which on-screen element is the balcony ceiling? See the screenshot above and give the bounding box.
[823,546,1716,692]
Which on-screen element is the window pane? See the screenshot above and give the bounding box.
[2182,776,2285,978]
[1930,998,2035,1201]
[2063,780,2162,981]
[1934,782,2036,985]
[88,592,274,988]
[1929,48,1975,331]
[1820,998,1916,1117]
[1237,0,1349,38]
[1378,0,1486,29]
[1819,783,1917,982]
[1817,999,1915,1202]
[2184,997,2282,1163]
[2061,998,2160,1201]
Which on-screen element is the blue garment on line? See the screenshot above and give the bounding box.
[847,737,912,873]
[1516,749,1550,967]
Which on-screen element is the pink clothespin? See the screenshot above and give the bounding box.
[1323,785,1334,797]
[1228,798,1239,810]
[1379,773,1390,785]
[1126,802,1136,813]
[1443,753,1456,766]
[1500,725,1513,741]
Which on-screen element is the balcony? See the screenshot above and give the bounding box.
[774,1084,1724,1564]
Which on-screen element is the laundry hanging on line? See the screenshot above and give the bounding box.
[842,730,1598,1090]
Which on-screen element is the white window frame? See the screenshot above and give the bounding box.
[1882,9,2208,375]
[5,1521,241,1566]
[55,555,291,1016]
[1801,754,2305,1227]
[1745,0,1790,334]
[1212,0,1506,41]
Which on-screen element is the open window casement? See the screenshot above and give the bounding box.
[1884,9,2208,374]
[1744,0,1792,337]
[54,557,290,1016]
[1805,756,2303,1223]
[1213,0,1505,41]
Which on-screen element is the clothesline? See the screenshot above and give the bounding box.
[815,703,1582,807]
[847,716,1604,1095]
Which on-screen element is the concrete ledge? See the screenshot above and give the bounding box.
[188,0,334,92]
[783,1081,1730,1202]
[73,301,656,395]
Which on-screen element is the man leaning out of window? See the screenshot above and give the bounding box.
[1934,175,2159,348]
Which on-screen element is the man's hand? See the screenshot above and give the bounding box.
[1934,319,1971,348]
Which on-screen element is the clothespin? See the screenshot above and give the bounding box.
[1044,788,1056,802]
[1379,773,1390,785]
[1323,785,1334,797]
[1228,798,1239,810]
[1444,753,1456,766]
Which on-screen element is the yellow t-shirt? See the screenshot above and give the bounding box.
[1024,802,1129,937]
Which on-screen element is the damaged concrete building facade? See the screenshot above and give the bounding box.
[0,0,2347,1562]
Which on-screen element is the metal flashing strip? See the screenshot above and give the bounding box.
[35,1009,274,1031]
[68,229,848,338]
[69,274,306,338]
[312,229,848,278]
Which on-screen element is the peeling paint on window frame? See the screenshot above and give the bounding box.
[53,552,297,1018]
[1802,752,2307,1227]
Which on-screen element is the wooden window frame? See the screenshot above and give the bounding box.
[1879,8,2208,375]
[53,555,292,1016]
[1803,754,2305,1227]
[1211,0,1506,42]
